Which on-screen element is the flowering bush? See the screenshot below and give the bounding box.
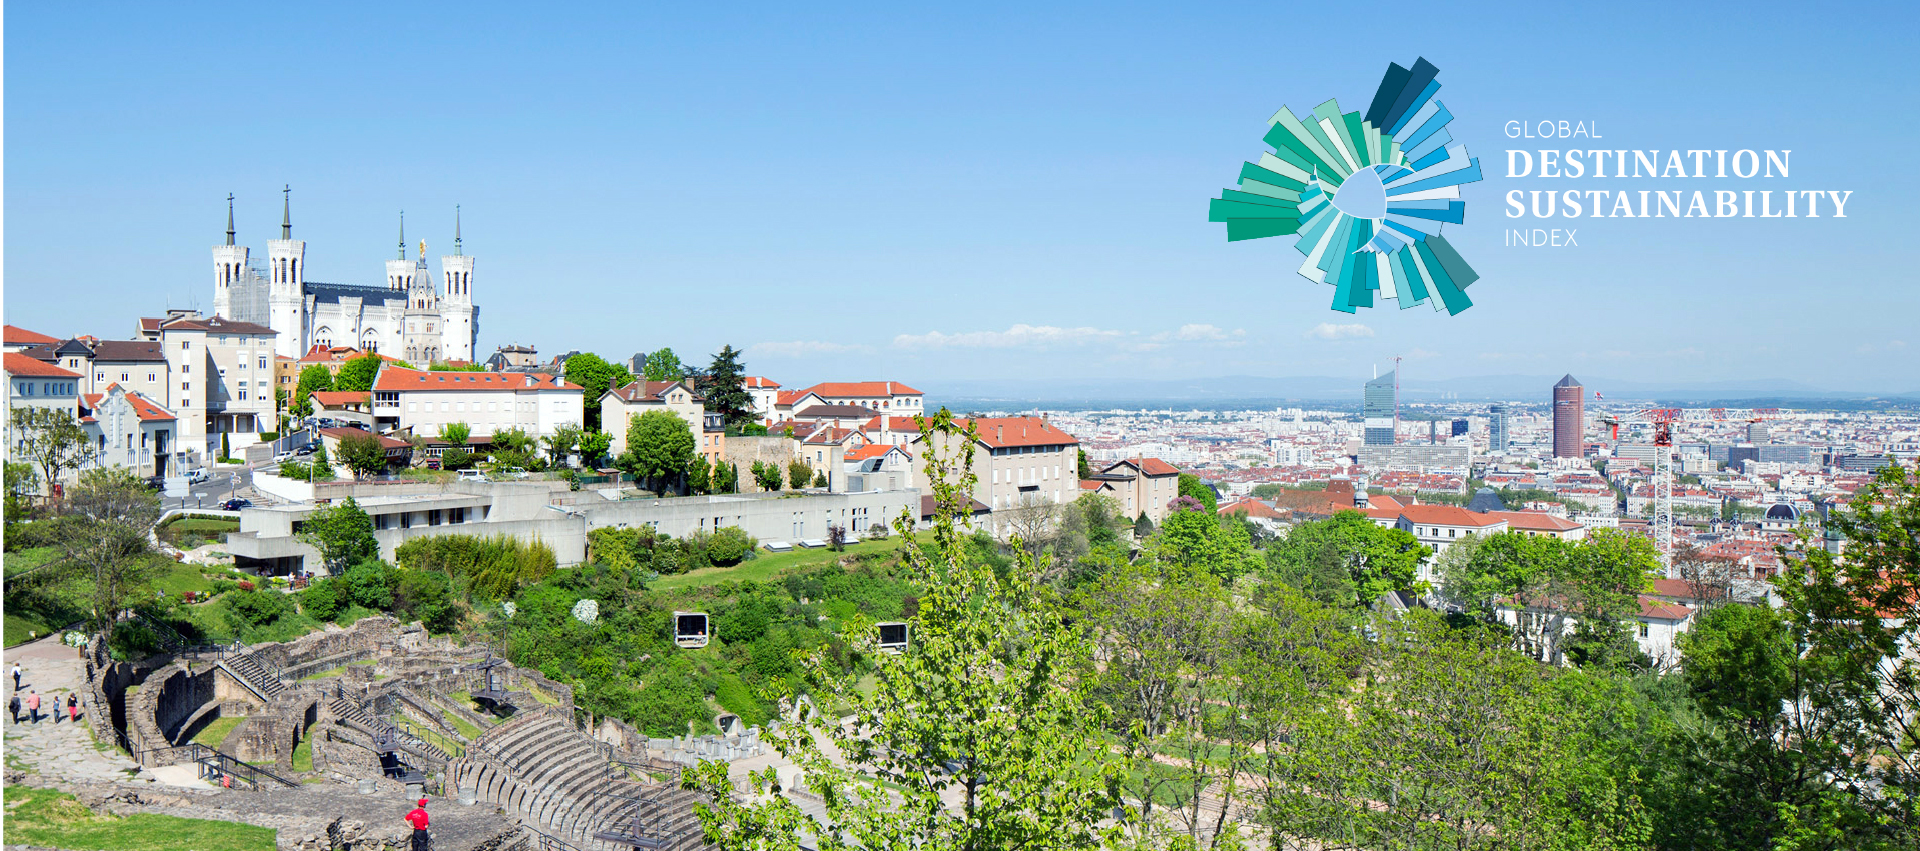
[572,598,599,624]
[237,580,256,592]
[62,631,89,648]
[1167,495,1208,514]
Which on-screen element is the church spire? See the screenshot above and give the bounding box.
[397,211,406,259]
[454,205,462,256]
[226,194,236,246]
[281,185,292,239]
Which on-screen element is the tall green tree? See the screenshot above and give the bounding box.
[544,423,584,468]
[688,456,713,495]
[786,458,813,491]
[700,345,754,427]
[691,409,1124,849]
[642,347,686,382]
[1265,510,1425,609]
[297,496,378,574]
[59,467,162,631]
[578,430,613,468]
[1155,500,1261,581]
[292,363,335,416]
[336,432,389,477]
[1077,449,1092,480]
[619,409,695,494]
[332,354,382,392]
[8,406,94,496]
[563,353,633,432]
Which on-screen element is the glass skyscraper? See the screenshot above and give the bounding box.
[1488,403,1510,452]
[1364,370,1397,446]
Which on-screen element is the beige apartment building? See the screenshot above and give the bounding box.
[912,416,1079,517]
[1092,457,1183,525]
[602,379,704,457]
[157,314,278,460]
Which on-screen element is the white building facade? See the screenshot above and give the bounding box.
[372,365,583,439]
[212,193,478,365]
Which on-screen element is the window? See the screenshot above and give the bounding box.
[96,372,105,382]
[258,356,268,369]
[236,359,245,370]
[147,372,155,382]
[181,341,189,350]
[1638,621,1650,638]
[182,365,190,374]
[182,382,190,391]
[238,389,248,401]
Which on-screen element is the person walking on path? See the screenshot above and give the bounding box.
[67,692,79,723]
[25,690,40,723]
[404,798,431,851]
[12,662,21,691]
[8,693,19,724]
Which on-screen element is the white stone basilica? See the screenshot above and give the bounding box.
[212,190,479,364]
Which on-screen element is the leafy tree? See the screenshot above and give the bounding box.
[786,459,813,491]
[297,496,378,574]
[1077,448,1092,480]
[440,448,474,471]
[715,461,740,493]
[336,431,389,477]
[811,470,828,489]
[543,422,583,468]
[619,409,695,494]
[5,460,38,531]
[298,578,344,621]
[1176,472,1216,512]
[691,409,1124,849]
[700,345,754,426]
[1154,499,1261,582]
[1266,510,1425,609]
[563,353,633,432]
[292,363,334,417]
[706,526,753,566]
[440,421,471,447]
[750,460,782,492]
[58,467,162,631]
[493,427,536,455]
[1133,511,1154,538]
[687,456,712,495]
[578,430,613,468]
[332,354,382,392]
[642,347,685,382]
[8,406,94,496]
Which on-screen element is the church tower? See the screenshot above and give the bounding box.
[211,194,249,319]
[440,206,478,363]
[265,186,308,359]
[396,214,444,364]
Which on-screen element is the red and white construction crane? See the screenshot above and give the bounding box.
[1599,407,1782,569]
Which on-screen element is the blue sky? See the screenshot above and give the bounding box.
[6,1,1915,391]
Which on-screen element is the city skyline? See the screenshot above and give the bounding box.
[5,2,1915,391]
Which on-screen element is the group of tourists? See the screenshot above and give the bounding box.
[8,662,79,725]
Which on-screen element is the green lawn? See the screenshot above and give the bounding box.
[189,715,246,750]
[2,784,274,851]
[439,706,483,740]
[297,659,375,682]
[291,735,313,772]
[149,562,220,596]
[4,613,59,648]
[2,547,61,578]
[649,532,927,590]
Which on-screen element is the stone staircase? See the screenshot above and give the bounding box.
[217,651,285,701]
[330,697,451,765]
[452,710,710,851]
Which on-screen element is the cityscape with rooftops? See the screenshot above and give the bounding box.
[6,4,1920,851]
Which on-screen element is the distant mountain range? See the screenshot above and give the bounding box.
[923,375,1920,409]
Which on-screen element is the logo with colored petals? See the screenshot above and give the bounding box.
[1210,58,1484,315]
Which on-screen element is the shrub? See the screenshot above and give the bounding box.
[706,527,754,567]
[866,524,891,541]
[222,588,294,633]
[394,534,558,600]
[299,578,344,621]
[109,621,161,660]
[237,580,255,592]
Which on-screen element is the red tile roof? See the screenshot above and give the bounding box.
[310,391,373,407]
[743,376,781,389]
[606,379,699,403]
[1484,510,1583,532]
[803,426,860,445]
[1107,457,1180,477]
[81,387,176,421]
[845,444,908,461]
[4,352,81,378]
[1219,498,1289,520]
[319,427,410,449]
[802,381,923,398]
[4,325,59,346]
[1397,504,1509,527]
[774,390,807,407]
[158,315,276,335]
[954,417,1078,449]
[1638,596,1694,620]
[374,366,581,392]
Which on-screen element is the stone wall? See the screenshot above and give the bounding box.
[127,662,215,762]
[723,435,799,492]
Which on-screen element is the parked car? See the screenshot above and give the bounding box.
[186,468,211,484]
[222,498,253,511]
[142,475,165,491]
[424,458,442,470]
[456,469,486,482]
[273,450,297,463]
[294,445,314,456]
[316,418,337,428]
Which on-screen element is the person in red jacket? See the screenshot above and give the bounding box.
[404,798,430,850]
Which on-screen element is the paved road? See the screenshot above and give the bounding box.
[161,462,263,511]
[2,634,145,783]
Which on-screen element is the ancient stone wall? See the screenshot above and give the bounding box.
[722,435,799,492]
[127,662,215,761]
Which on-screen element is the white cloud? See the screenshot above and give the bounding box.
[892,324,1126,350]
[1152,324,1246,342]
[747,340,872,358]
[1305,322,1375,340]
[1856,340,1908,355]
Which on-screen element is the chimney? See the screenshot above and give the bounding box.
[1354,474,1370,509]
[997,424,1004,443]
